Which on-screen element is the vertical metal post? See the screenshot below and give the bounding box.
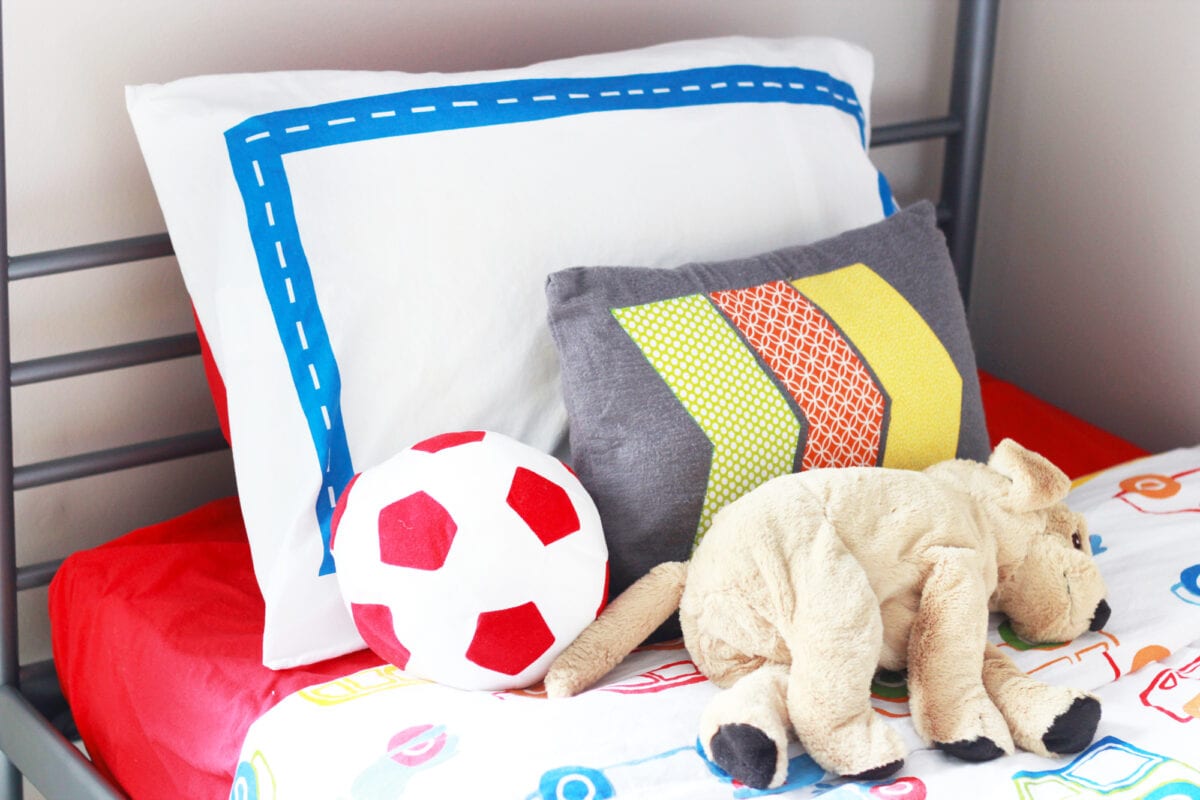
[940,0,999,306]
[0,0,25,794]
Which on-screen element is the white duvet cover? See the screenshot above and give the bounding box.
[230,447,1200,799]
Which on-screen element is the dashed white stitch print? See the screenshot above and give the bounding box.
[265,202,275,227]
[275,241,287,269]
[285,277,296,304]
[296,320,309,350]
[240,70,860,189]
[321,406,332,430]
[308,363,321,391]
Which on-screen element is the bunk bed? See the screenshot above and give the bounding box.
[1,1,1197,797]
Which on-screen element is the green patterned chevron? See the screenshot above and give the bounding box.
[613,295,801,549]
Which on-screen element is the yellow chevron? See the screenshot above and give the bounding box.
[792,264,961,469]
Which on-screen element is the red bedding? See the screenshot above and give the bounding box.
[48,372,1147,800]
[49,499,385,799]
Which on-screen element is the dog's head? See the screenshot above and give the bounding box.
[987,439,1110,643]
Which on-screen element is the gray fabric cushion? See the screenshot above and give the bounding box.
[545,201,989,630]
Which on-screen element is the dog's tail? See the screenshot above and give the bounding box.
[544,560,689,698]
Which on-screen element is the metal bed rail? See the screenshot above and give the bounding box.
[0,1,997,798]
[0,231,227,800]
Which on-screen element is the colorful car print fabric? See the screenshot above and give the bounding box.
[231,448,1200,798]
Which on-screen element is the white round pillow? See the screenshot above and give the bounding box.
[331,430,608,691]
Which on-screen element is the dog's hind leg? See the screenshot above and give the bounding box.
[699,663,792,790]
[778,524,907,780]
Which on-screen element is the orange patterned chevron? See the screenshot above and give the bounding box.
[710,280,885,470]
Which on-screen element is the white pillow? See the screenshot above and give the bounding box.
[128,36,893,668]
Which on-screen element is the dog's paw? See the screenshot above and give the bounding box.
[843,758,905,781]
[1042,695,1101,756]
[915,688,1015,759]
[936,736,1006,762]
[991,681,1101,758]
[709,724,782,790]
[709,724,780,790]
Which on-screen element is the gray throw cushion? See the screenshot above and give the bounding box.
[546,201,989,632]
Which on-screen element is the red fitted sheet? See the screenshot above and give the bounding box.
[49,498,385,800]
[49,372,1148,799]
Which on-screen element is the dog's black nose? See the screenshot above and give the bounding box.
[1089,599,1111,631]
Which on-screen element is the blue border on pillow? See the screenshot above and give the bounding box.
[225,63,878,576]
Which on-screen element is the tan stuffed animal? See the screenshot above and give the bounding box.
[545,439,1109,789]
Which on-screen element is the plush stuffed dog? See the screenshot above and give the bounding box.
[545,439,1109,789]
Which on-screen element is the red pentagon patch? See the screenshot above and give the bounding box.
[329,472,362,552]
[378,491,457,570]
[351,602,411,669]
[465,601,555,676]
[412,430,487,453]
[506,467,580,546]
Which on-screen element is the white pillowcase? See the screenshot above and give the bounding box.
[128,36,893,668]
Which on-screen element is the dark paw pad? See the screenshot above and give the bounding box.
[936,736,1005,762]
[710,724,778,790]
[844,759,904,781]
[1043,696,1101,755]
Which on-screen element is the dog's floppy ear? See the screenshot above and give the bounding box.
[988,438,1071,512]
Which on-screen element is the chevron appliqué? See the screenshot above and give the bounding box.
[612,295,800,548]
[613,264,961,552]
[709,280,886,470]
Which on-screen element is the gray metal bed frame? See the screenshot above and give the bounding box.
[0,1,999,797]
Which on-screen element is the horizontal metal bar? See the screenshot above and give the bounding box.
[15,559,62,591]
[871,116,962,147]
[14,428,228,491]
[17,659,74,739]
[0,686,124,800]
[11,333,200,387]
[8,232,173,281]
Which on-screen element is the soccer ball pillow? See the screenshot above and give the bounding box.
[331,430,609,691]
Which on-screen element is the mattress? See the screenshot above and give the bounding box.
[49,372,1169,799]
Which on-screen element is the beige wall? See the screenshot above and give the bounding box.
[970,0,1200,451]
